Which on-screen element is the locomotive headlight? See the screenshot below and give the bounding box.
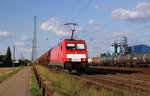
[81,58,86,61]
[67,58,71,61]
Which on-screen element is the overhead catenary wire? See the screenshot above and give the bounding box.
[63,0,81,22]
[106,24,150,41]
[108,1,150,34]
[94,0,127,23]
[81,0,149,39]
[81,18,118,39]
[126,24,150,34]
[71,0,93,22]
[80,0,127,39]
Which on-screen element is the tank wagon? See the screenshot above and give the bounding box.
[35,39,89,72]
[100,53,150,67]
[101,56,114,66]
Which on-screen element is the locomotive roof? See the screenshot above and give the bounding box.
[53,39,85,48]
[64,39,84,41]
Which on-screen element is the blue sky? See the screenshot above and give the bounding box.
[0,0,150,60]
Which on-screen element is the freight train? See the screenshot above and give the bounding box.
[88,53,150,67]
[35,39,89,72]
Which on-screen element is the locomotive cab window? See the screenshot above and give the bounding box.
[66,43,85,50]
[66,43,75,50]
[76,43,85,50]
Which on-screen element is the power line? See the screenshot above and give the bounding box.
[81,18,118,39]
[63,0,81,22]
[109,24,150,39]
[81,0,148,39]
[79,0,127,39]
[71,0,93,22]
[95,0,127,22]
[129,25,150,34]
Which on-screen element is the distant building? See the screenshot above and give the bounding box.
[129,44,150,54]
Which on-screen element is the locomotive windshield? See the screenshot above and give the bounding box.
[66,43,85,50]
[66,43,76,50]
[76,43,85,50]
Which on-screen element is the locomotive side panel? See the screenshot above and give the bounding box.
[50,41,65,67]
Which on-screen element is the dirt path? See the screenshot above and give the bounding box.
[0,66,30,96]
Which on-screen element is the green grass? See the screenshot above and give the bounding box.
[30,66,41,96]
[34,65,112,96]
[0,67,23,83]
[35,65,150,96]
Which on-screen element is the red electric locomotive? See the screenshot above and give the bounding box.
[37,39,88,72]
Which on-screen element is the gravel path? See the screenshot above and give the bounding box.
[0,66,30,96]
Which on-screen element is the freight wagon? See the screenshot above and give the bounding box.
[100,53,150,67]
[88,53,150,67]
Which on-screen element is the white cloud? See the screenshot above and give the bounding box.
[111,2,150,23]
[134,2,150,10]
[76,27,86,32]
[94,5,99,10]
[0,31,10,37]
[93,27,100,31]
[88,19,100,25]
[20,36,31,41]
[19,48,32,52]
[40,18,71,36]
[14,40,25,46]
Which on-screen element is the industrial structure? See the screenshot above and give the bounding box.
[129,44,150,54]
[111,37,150,56]
[111,37,128,56]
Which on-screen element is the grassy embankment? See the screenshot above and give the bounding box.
[30,66,41,96]
[34,65,150,96]
[0,67,23,83]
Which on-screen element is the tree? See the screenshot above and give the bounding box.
[0,55,5,67]
[100,53,106,57]
[3,47,12,67]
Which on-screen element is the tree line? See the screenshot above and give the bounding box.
[0,47,31,67]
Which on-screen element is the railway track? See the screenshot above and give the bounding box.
[81,74,150,93]
[47,65,150,94]
[89,66,150,80]
[109,73,150,83]
[90,66,150,75]
[84,66,150,92]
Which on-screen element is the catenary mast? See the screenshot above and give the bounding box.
[32,16,37,62]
